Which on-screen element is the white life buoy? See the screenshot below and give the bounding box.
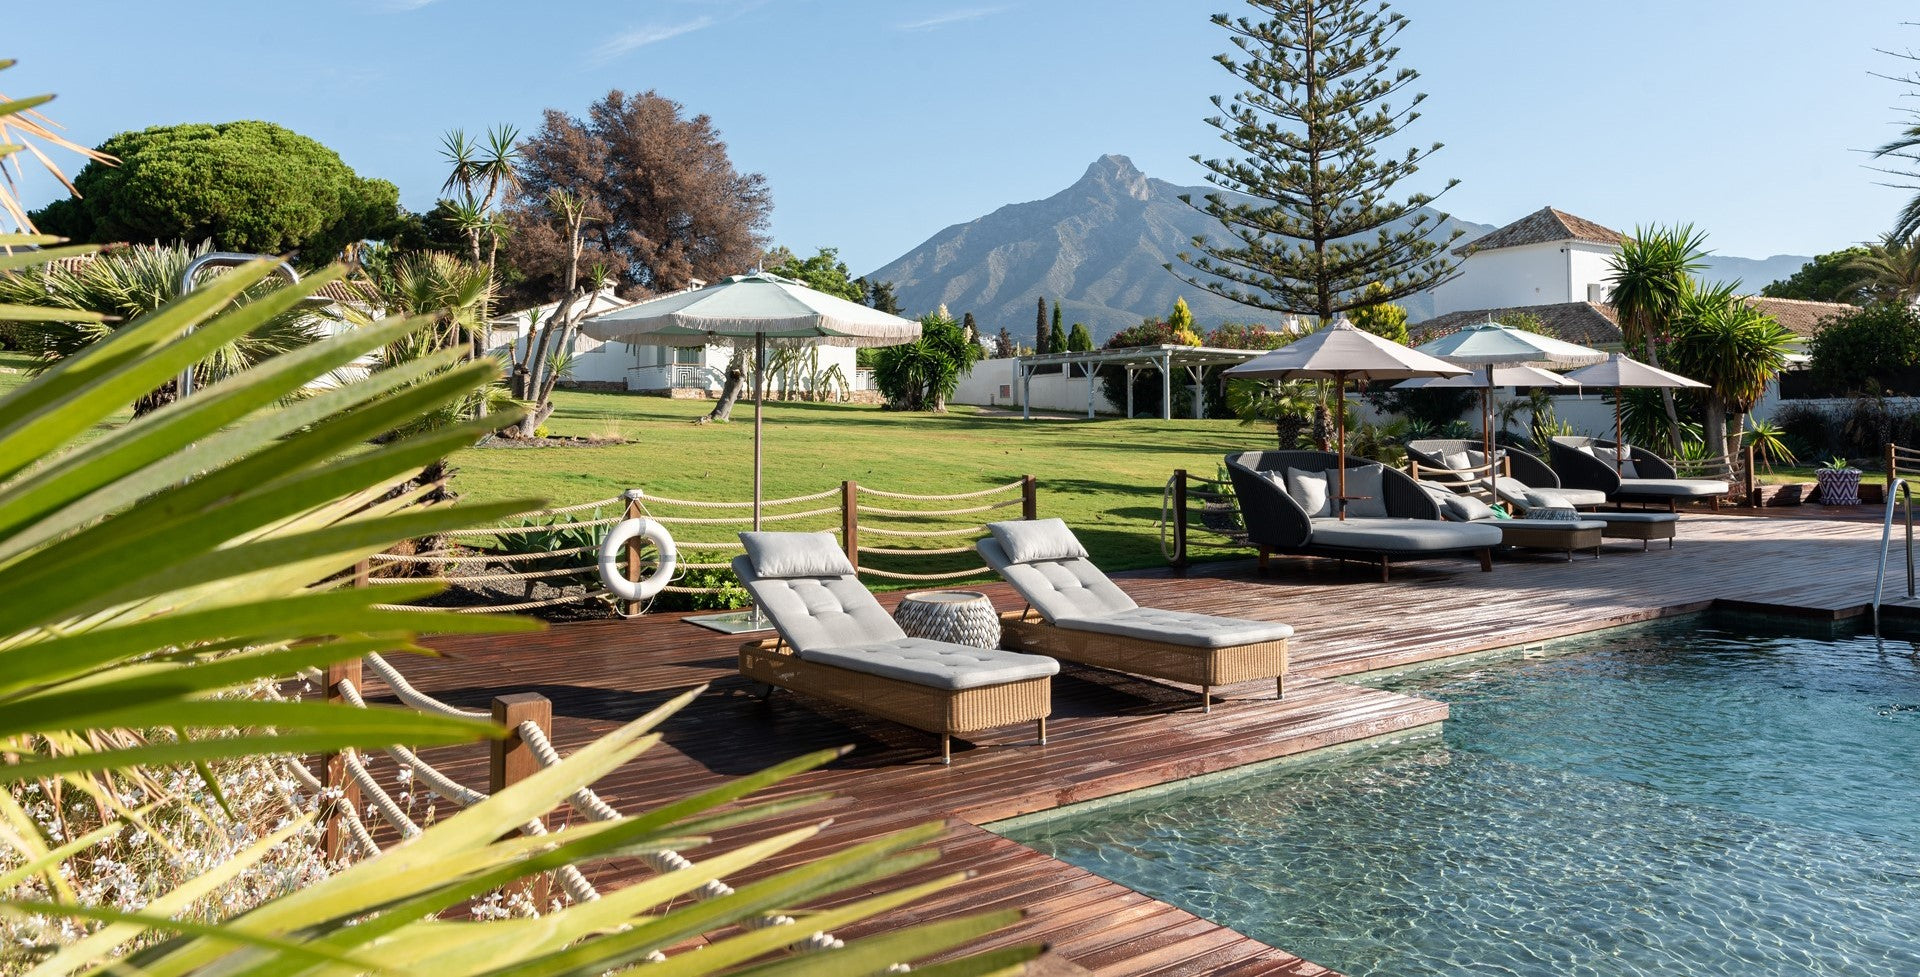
[598,517,677,602]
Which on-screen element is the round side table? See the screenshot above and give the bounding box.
[893,590,1001,649]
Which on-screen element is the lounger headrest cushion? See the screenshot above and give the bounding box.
[740,531,857,579]
[1441,493,1495,522]
[1331,463,1389,518]
[988,518,1090,565]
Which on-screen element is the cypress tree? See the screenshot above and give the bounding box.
[1067,322,1094,351]
[1048,311,1069,358]
[1172,0,1461,320]
[1035,296,1049,354]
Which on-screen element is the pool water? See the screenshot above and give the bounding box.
[1000,617,1920,976]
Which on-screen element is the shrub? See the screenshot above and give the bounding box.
[1363,385,1477,431]
[1807,301,1920,395]
[654,566,751,611]
[1771,402,1837,461]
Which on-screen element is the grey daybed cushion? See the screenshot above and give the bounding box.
[1334,463,1389,518]
[1586,511,1679,526]
[1307,517,1503,552]
[978,538,1137,622]
[1615,479,1730,499]
[741,531,856,579]
[1053,607,1294,649]
[796,637,1058,690]
[1497,517,1608,531]
[732,555,904,653]
[988,517,1089,565]
[1284,467,1332,517]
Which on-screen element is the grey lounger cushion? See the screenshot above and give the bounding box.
[1053,607,1294,649]
[977,537,1137,622]
[1585,511,1679,526]
[987,517,1090,565]
[733,555,904,653]
[1492,518,1609,532]
[1614,478,1731,499]
[797,638,1058,690]
[1307,517,1503,552]
[741,531,857,578]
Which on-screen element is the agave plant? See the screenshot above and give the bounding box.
[0,243,1032,974]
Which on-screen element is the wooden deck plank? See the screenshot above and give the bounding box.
[374,510,1896,976]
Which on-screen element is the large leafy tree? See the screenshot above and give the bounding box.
[0,242,324,415]
[1175,0,1461,321]
[1760,245,1873,303]
[1664,281,1797,462]
[31,121,402,264]
[766,246,865,302]
[504,90,771,302]
[1606,224,1709,453]
[1806,299,1920,395]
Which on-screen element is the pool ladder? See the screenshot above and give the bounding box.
[1872,478,1916,639]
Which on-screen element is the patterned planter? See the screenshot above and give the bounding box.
[1815,467,1862,506]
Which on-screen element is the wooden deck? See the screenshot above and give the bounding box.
[395,509,1905,976]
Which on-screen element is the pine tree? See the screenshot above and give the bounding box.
[1067,322,1094,351]
[994,326,1017,358]
[1173,0,1461,321]
[1034,296,1049,354]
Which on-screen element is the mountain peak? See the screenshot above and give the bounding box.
[1076,154,1150,201]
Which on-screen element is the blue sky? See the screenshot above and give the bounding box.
[9,1,1918,275]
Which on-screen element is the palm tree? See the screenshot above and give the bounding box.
[1665,280,1798,464]
[357,249,513,441]
[1847,231,1920,303]
[1606,224,1709,453]
[0,242,324,415]
[1226,378,1319,449]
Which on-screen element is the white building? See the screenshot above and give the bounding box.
[1429,207,1623,316]
[490,285,870,399]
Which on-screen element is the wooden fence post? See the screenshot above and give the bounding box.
[491,693,555,907]
[623,491,644,618]
[841,480,860,572]
[323,658,363,862]
[1744,443,1758,508]
[1889,442,1899,487]
[1021,475,1038,521]
[1171,469,1190,569]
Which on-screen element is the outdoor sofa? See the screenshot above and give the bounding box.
[1405,438,1680,550]
[978,518,1294,713]
[1223,450,1503,582]
[732,531,1057,764]
[1548,435,1731,512]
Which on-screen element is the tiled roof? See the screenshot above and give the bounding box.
[1411,302,1625,346]
[1454,206,1627,256]
[1739,296,1852,338]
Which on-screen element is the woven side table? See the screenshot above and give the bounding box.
[894,590,1002,649]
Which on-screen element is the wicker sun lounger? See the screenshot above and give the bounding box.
[978,519,1294,713]
[1548,436,1731,512]
[732,531,1057,764]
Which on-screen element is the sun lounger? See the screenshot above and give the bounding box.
[977,518,1293,712]
[1405,438,1609,508]
[1412,479,1605,560]
[1548,436,1730,511]
[1224,450,1504,581]
[732,531,1057,764]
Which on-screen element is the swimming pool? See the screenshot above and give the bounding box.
[999,616,1920,976]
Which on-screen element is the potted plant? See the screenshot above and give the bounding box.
[1815,456,1863,506]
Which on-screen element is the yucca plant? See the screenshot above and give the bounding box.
[1745,419,1796,472]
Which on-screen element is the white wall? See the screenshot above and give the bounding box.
[951,359,1124,414]
[1566,243,1616,305]
[1430,242,1571,315]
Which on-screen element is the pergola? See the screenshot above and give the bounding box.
[1011,345,1265,420]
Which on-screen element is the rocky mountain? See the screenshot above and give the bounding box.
[866,154,1814,343]
[865,154,1492,342]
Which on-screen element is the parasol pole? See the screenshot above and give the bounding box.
[753,332,766,532]
[1483,364,1497,496]
[1613,387,1625,476]
[1336,371,1350,521]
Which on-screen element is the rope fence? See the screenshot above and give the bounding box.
[358,475,1039,615]
[301,656,850,951]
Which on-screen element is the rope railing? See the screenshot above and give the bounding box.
[363,477,1035,613]
[307,656,852,951]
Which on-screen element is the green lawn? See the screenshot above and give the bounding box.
[457,389,1265,571]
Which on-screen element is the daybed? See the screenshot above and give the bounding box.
[1224,450,1503,582]
[978,518,1294,712]
[1548,436,1731,512]
[733,531,1057,764]
[1405,438,1608,508]
[1410,479,1606,561]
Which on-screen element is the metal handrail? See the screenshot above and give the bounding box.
[1872,477,1915,637]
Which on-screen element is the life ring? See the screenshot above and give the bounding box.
[598,518,678,601]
